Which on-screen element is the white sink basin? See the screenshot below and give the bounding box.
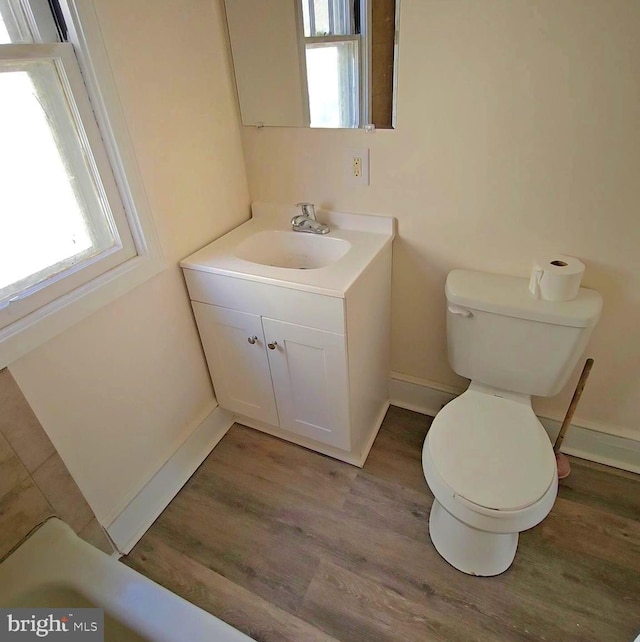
[235,230,351,269]
[180,203,396,297]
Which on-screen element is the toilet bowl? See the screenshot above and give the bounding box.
[423,386,558,576]
[422,269,602,575]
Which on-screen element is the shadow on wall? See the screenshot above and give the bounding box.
[535,259,640,430]
[0,369,114,559]
[390,233,468,388]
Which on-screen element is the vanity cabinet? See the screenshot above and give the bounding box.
[191,303,279,426]
[181,210,394,467]
[191,302,350,450]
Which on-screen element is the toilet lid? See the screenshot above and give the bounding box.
[428,391,556,511]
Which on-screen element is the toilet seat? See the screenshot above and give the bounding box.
[428,391,556,512]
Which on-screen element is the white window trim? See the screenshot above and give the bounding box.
[0,0,164,367]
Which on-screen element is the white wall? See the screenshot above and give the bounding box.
[241,0,640,440]
[10,0,250,525]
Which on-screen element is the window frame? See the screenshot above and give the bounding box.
[0,0,164,367]
[0,43,138,313]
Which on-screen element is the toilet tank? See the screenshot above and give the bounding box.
[445,269,602,397]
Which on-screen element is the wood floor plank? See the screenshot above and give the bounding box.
[535,496,640,572]
[286,492,636,640]
[124,533,340,642]
[343,470,640,633]
[148,478,319,614]
[558,456,640,521]
[341,470,433,544]
[124,407,640,642]
[362,406,432,493]
[184,461,628,640]
[300,559,506,642]
[208,424,359,511]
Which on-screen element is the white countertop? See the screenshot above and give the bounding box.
[180,203,396,298]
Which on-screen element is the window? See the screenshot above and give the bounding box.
[301,0,366,128]
[0,0,162,365]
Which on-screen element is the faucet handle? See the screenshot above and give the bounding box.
[296,202,316,220]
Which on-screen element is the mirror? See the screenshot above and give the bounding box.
[223,0,398,129]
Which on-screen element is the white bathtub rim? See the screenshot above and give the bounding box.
[0,518,253,642]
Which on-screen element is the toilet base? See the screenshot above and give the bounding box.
[429,500,518,576]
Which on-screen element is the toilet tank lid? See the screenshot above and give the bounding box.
[445,269,603,328]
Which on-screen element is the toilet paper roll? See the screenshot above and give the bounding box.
[528,254,585,301]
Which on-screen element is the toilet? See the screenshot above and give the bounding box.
[423,269,602,576]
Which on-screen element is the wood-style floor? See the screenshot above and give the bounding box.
[123,407,640,642]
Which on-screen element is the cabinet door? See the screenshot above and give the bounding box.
[262,318,350,450]
[192,302,279,425]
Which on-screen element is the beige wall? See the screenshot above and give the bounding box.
[241,0,640,439]
[9,0,250,524]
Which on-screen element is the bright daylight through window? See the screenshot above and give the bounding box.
[0,60,120,304]
[0,0,157,364]
[301,0,363,128]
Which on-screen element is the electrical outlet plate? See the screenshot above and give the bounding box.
[352,156,362,177]
[346,148,369,185]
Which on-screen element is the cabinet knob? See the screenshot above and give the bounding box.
[247,336,258,345]
[267,341,278,350]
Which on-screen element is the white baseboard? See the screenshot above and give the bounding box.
[538,417,640,475]
[389,373,458,416]
[105,405,235,554]
[389,372,640,475]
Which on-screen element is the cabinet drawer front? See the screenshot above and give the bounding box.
[192,302,279,426]
[183,270,345,334]
[263,317,350,451]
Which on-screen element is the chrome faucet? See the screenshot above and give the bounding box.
[291,202,330,234]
